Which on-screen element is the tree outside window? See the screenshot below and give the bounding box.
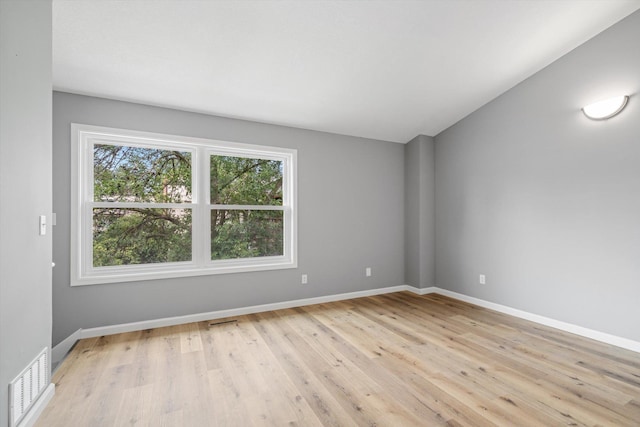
[71,124,297,286]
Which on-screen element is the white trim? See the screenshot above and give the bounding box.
[91,202,193,209]
[208,204,284,211]
[52,286,412,361]
[70,123,297,286]
[79,285,412,339]
[409,286,438,295]
[72,124,299,156]
[52,285,640,368]
[51,329,82,366]
[428,287,640,353]
[16,383,55,427]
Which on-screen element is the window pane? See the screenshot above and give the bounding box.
[211,209,283,260]
[210,156,282,205]
[93,208,192,266]
[94,144,192,203]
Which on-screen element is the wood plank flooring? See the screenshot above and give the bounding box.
[36,292,640,426]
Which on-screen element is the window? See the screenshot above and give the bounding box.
[71,124,297,286]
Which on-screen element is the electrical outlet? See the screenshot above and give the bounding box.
[301,274,308,285]
[479,274,486,285]
[365,267,372,277]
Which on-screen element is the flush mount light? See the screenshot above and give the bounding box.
[582,95,629,120]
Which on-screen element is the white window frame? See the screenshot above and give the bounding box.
[70,124,297,286]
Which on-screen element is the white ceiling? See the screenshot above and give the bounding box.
[53,0,640,143]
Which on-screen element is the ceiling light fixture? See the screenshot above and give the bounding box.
[582,95,629,120]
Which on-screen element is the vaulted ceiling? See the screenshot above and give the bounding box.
[53,0,640,142]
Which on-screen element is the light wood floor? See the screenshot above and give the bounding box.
[37,292,640,426]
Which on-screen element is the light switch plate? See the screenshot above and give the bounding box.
[39,215,46,236]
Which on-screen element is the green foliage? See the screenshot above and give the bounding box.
[94,144,192,203]
[210,156,282,205]
[93,208,191,267]
[92,145,284,267]
[211,210,283,260]
[210,156,284,259]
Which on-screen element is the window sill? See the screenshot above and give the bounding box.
[70,258,297,286]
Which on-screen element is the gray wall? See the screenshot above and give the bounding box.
[52,92,405,346]
[435,10,640,342]
[0,1,53,425]
[51,8,640,351]
[404,135,435,288]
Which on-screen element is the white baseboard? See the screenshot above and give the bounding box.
[80,285,413,339]
[17,383,55,427]
[428,287,640,353]
[53,285,414,364]
[51,329,82,366]
[52,284,640,367]
[409,286,438,295]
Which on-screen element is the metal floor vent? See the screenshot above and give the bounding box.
[9,347,49,427]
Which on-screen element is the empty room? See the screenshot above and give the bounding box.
[2,1,640,426]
